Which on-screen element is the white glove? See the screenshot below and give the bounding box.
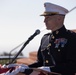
[4,69,19,75]
[38,66,51,72]
[2,64,19,68]
[3,64,29,75]
[15,64,29,72]
[2,64,29,68]
[4,66,27,75]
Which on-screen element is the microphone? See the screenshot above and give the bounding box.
[8,27,46,64]
[8,29,40,64]
[29,26,46,40]
[35,29,40,34]
[28,29,40,40]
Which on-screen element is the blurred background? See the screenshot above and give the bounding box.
[0,0,76,57]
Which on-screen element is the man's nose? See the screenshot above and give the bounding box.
[44,18,46,23]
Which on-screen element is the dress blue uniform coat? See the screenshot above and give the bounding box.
[29,25,76,75]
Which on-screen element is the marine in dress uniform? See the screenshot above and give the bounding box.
[29,2,76,75]
[3,2,76,75]
[29,26,76,75]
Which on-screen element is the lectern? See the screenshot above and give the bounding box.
[16,68,61,75]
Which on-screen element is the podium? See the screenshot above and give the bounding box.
[16,68,61,75]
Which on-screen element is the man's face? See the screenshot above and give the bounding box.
[44,15,58,31]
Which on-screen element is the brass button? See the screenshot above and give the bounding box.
[46,60,49,63]
[48,52,50,55]
[56,31,59,34]
[52,36,55,39]
[58,49,60,52]
[48,43,51,47]
[51,34,55,39]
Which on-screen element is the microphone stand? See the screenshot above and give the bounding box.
[7,29,40,64]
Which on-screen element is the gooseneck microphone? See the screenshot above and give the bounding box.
[8,29,40,64]
[28,29,40,41]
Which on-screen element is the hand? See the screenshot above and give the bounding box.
[2,64,29,68]
[4,68,20,75]
[4,64,29,75]
[38,66,51,72]
[2,64,18,68]
[15,64,29,72]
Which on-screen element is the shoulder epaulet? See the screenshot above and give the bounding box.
[41,32,51,42]
[68,30,76,34]
[67,30,76,38]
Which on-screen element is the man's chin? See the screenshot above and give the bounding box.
[46,27,51,30]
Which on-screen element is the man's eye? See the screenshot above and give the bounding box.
[47,17,51,20]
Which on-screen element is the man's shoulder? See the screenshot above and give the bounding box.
[41,33,51,41]
[67,30,76,40]
[42,33,51,38]
[68,30,76,36]
[43,33,51,36]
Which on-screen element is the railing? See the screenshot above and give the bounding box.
[0,56,24,65]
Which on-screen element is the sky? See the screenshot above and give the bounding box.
[0,0,76,57]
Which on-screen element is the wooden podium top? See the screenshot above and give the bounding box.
[33,68,61,75]
[16,68,61,75]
